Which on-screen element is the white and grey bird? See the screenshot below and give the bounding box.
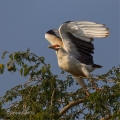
[45,21,109,95]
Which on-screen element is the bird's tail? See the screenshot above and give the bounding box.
[92,64,102,68]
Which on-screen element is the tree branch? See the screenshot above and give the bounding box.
[58,97,87,118]
[100,114,112,120]
[57,93,119,118]
[51,88,56,106]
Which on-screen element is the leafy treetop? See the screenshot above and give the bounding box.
[0,48,120,120]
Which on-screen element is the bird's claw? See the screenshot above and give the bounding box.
[92,83,98,89]
[92,83,100,92]
[85,90,90,96]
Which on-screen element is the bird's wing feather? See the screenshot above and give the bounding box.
[60,21,109,42]
[58,21,109,64]
[67,33,94,65]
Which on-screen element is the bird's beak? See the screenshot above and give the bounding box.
[48,45,60,51]
[48,45,55,49]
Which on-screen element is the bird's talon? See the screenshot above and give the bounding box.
[85,90,90,96]
[93,83,98,87]
[92,83,100,92]
[92,83,98,89]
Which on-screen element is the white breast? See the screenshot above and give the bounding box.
[56,48,82,75]
[56,47,95,77]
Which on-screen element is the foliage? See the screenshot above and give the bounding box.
[0,49,120,120]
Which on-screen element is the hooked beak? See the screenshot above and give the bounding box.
[48,44,60,51]
[48,45,55,49]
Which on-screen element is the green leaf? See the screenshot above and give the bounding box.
[1,51,9,59]
[20,68,23,76]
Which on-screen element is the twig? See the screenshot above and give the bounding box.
[5,101,18,111]
[51,88,56,106]
[58,73,120,84]
[29,53,47,67]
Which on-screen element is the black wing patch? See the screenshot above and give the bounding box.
[67,33,94,65]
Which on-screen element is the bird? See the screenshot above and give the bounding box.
[45,21,109,95]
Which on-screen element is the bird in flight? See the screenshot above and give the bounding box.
[45,21,109,95]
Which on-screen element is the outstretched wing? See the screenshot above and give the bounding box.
[58,21,109,64]
[60,21,109,42]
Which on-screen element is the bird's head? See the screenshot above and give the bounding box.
[46,29,60,38]
[48,44,61,51]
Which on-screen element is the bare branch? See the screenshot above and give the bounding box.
[51,88,56,106]
[58,97,87,118]
[57,93,119,118]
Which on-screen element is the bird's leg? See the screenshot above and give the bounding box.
[91,83,100,93]
[81,67,99,92]
[74,76,90,96]
[82,86,90,96]
[82,85,90,96]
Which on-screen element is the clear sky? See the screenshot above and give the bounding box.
[0,1,119,96]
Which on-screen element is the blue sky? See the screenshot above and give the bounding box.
[0,1,119,96]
